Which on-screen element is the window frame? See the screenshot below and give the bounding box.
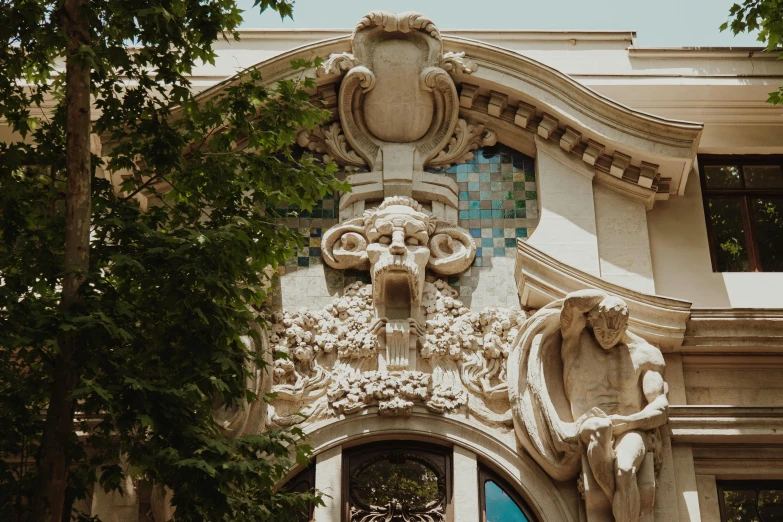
[281,461,316,522]
[699,154,783,272]
[479,464,538,522]
[717,479,783,521]
[341,440,453,522]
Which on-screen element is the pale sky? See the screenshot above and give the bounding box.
[237,0,762,48]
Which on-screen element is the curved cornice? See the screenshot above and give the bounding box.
[445,36,703,149]
[190,32,704,198]
[515,240,692,350]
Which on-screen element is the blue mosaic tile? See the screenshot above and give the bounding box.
[430,145,538,259]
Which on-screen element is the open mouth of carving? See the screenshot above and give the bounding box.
[374,255,420,320]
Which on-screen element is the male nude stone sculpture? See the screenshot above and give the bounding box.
[509,289,669,522]
[561,289,668,522]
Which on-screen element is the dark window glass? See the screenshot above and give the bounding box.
[282,464,316,522]
[745,166,783,189]
[485,480,529,522]
[708,198,750,271]
[753,197,783,272]
[724,489,761,522]
[700,156,783,272]
[705,165,743,188]
[758,490,783,521]
[345,442,450,522]
[719,481,783,522]
[353,457,440,509]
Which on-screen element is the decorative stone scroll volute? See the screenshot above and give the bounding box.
[300,10,489,218]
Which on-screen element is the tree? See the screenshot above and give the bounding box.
[723,0,783,103]
[0,0,345,520]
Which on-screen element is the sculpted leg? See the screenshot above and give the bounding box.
[612,431,646,522]
[580,416,616,502]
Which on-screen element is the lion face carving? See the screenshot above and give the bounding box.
[322,196,475,321]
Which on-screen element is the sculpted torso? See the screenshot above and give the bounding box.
[559,289,669,522]
[564,332,660,421]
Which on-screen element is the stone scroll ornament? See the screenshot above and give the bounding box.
[508,290,669,522]
[299,10,486,211]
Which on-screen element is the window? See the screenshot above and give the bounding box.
[718,481,783,521]
[282,463,316,522]
[480,465,536,522]
[343,441,451,522]
[700,156,783,272]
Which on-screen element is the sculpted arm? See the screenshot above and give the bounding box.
[561,289,609,341]
[611,367,669,436]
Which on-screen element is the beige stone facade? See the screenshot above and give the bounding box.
[73,10,783,522]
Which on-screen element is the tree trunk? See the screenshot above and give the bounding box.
[32,0,92,519]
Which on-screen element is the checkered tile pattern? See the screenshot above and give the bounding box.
[271,193,339,273]
[432,145,538,267]
[271,145,538,309]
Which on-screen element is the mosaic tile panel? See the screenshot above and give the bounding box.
[273,144,538,310]
[430,144,538,268]
[272,193,339,273]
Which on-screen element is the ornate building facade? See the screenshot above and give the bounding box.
[89,11,783,522]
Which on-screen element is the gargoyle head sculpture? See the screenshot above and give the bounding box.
[322,197,475,321]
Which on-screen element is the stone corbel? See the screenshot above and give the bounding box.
[514,101,536,129]
[537,113,559,140]
[459,83,480,108]
[559,126,581,153]
[487,91,508,117]
[609,151,631,178]
[639,161,659,189]
[582,139,605,166]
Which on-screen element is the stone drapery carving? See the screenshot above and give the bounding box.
[509,290,669,522]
